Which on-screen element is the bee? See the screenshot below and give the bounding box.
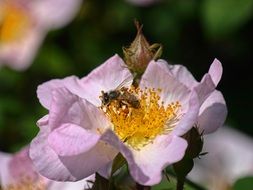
[100,77,140,109]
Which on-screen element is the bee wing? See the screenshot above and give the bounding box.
[115,76,133,90]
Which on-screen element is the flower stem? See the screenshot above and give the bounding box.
[166,169,207,190]
[136,183,151,190]
[176,177,185,190]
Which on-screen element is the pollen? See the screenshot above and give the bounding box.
[6,177,46,190]
[0,3,31,43]
[101,87,181,150]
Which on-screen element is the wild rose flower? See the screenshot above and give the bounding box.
[0,146,94,190]
[30,54,225,185]
[0,0,82,70]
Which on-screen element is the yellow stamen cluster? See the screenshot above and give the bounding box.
[6,177,46,190]
[101,87,181,150]
[0,3,30,43]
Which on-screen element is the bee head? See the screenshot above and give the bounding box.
[108,91,119,98]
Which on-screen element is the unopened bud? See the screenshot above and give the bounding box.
[123,20,162,76]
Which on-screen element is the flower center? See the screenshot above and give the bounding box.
[0,2,31,44]
[101,87,181,150]
[6,177,46,190]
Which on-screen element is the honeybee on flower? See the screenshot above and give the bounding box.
[99,77,140,112]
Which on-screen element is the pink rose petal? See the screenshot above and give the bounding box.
[81,54,133,106]
[37,76,85,109]
[172,90,200,136]
[131,135,187,185]
[48,123,100,156]
[157,60,198,88]
[140,60,191,109]
[198,90,227,134]
[208,59,223,87]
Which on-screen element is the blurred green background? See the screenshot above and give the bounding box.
[0,0,253,153]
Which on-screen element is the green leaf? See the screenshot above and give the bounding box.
[232,176,253,190]
[111,153,127,177]
[201,0,253,38]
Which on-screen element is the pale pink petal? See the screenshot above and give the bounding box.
[159,59,223,89]
[47,174,95,190]
[37,114,49,127]
[97,162,112,179]
[194,73,216,105]
[38,55,132,109]
[208,59,223,86]
[9,146,38,182]
[198,90,227,134]
[158,60,216,105]
[81,54,133,106]
[156,60,198,88]
[140,61,200,136]
[31,112,117,181]
[158,59,222,103]
[101,130,149,184]
[140,60,191,109]
[48,124,100,156]
[30,126,78,181]
[37,76,85,109]
[131,135,187,185]
[172,90,200,136]
[59,141,118,181]
[78,98,111,132]
[0,27,45,70]
[48,87,110,131]
[0,152,12,188]
[101,131,187,185]
[31,0,82,29]
[48,88,79,129]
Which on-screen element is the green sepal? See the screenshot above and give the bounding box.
[183,127,204,159]
[110,153,127,177]
[173,156,194,180]
[89,173,111,190]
